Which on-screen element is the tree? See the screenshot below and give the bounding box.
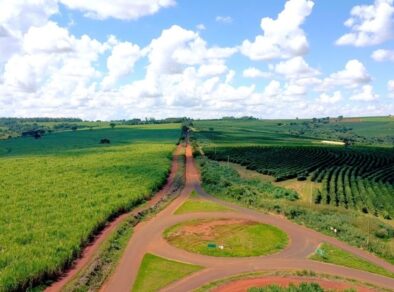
[110,123,116,129]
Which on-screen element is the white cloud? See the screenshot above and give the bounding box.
[319,91,342,104]
[215,16,233,24]
[371,49,394,61]
[102,41,141,89]
[336,0,394,47]
[23,21,74,54]
[1,21,109,111]
[59,0,176,20]
[0,0,58,61]
[145,25,236,78]
[350,85,379,101]
[241,0,314,60]
[274,56,319,79]
[198,62,228,77]
[264,80,281,97]
[196,24,206,30]
[243,67,270,78]
[388,80,394,97]
[322,59,371,89]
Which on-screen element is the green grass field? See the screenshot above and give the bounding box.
[133,253,202,292]
[310,243,394,279]
[193,116,393,147]
[174,191,232,214]
[0,124,180,291]
[164,218,288,257]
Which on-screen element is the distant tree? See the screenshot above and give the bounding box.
[71,126,78,131]
[110,123,116,129]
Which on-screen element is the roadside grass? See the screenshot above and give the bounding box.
[224,162,320,203]
[0,125,180,291]
[62,216,135,292]
[310,243,394,279]
[132,253,202,292]
[195,270,385,292]
[175,191,232,214]
[164,219,288,257]
[249,283,325,292]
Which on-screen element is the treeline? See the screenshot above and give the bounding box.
[111,117,191,125]
[0,118,86,139]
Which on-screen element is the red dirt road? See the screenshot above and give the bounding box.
[45,144,183,292]
[101,143,394,292]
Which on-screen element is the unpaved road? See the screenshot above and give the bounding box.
[45,145,183,292]
[101,143,394,292]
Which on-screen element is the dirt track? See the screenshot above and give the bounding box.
[101,143,394,292]
[45,145,183,292]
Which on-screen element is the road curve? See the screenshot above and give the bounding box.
[102,143,394,292]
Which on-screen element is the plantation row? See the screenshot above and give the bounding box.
[313,166,394,218]
[204,146,394,217]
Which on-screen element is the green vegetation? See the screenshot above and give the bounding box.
[0,117,191,139]
[174,191,232,214]
[197,157,394,264]
[193,116,394,147]
[199,158,300,204]
[192,118,394,264]
[248,283,325,292]
[63,216,136,292]
[164,218,288,257]
[249,282,337,292]
[63,176,186,292]
[0,124,180,291]
[205,146,394,218]
[133,253,202,292]
[310,243,394,279]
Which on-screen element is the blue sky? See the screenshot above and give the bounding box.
[0,0,393,120]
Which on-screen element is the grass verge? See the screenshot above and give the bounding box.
[132,253,202,292]
[175,191,232,214]
[164,218,288,257]
[310,243,394,279]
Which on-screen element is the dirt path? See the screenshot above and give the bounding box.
[101,143,394,292]
[45,144,183,292]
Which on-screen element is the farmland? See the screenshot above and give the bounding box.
[193,118,394,218]
[0,124,180,291]
[192,118,394,264]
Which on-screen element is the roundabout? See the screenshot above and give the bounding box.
[100,143,394,292]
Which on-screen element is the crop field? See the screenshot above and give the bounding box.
[0,124,180,291]
[194,116,394,147]
[193,118,394,219]
[206,146,394,218]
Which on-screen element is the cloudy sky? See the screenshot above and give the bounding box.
[0,0,394,120]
